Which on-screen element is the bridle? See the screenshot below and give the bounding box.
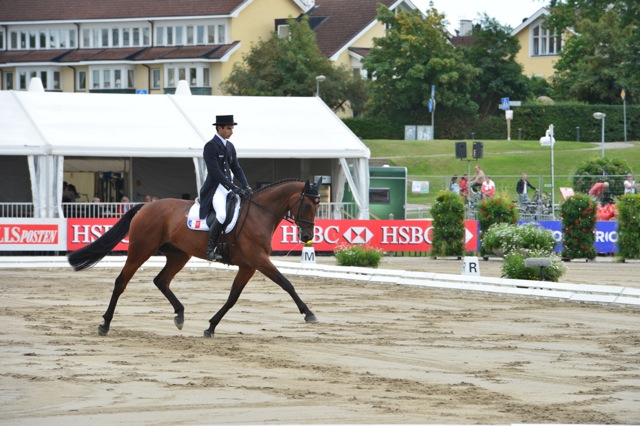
[239,183,320,229]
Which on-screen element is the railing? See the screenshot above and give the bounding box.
[405,205,431,219]
[2,201,361,220]
[0,203,34,218]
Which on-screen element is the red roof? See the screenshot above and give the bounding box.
[0,0,245,22]
[309,0,396,58]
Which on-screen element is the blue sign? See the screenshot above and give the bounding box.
[519,220,619,254]
[431,85,436,99]
[501,97,510,110]
[135,89,148,94]
[428,98,433,113]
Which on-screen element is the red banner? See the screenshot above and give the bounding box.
[67,219,129,251]
[272,219,479,252]
[0,224,59,245]
[65,218,479,252]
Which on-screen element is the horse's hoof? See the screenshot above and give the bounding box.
[174,314,184,330]
[203,329,214,338]
[304,314,319,323]
[98,324,109,336]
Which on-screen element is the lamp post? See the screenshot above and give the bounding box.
[593,112,606,158]
[315,75,326,97]
[540,124,556,218]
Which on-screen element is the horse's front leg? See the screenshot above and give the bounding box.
[258,260,319,324]
[204,267,256,338]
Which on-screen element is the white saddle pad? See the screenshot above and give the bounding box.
[187,197,241,233]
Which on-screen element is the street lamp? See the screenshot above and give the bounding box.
[593,112,606,158]
[315,75,326,97]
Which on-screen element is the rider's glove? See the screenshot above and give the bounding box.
[240,186,252,199]
[231,185,243,195]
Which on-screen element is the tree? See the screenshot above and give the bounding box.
[220,16,368,113]
[362,5,480,133]
[547,0,639,104]
[462,15,532,117]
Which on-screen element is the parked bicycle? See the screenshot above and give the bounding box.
[518,191,552,219]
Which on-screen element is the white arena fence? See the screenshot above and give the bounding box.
[2,256,638,308]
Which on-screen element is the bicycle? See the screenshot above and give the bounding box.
[519,191,551,219]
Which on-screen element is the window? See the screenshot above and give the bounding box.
[16,68,61,91]
[156,27,164,45]
[217,25,225,44]
[175,26,183,45]
[151,69,161,89]
[142,27,150,45]
[164,64,211,88]
[369,188,390,204]
[277,25,290,38]
[532,22,561,56]
[133,28,140,46]
[5,72,14,90]
[196,25,205,44]
[89,66,134,89]
[0,30,4,49]
[82,29,90,47]
[155,23,225,46]
[78,70,87,91]
[123,28,130,46]
[10,31,17,49]
[112,28,120,46]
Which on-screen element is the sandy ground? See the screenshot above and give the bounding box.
[1,256,640,425]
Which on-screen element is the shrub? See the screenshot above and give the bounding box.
[572,158,632,198]
[334,244,383,268]
[478,195,518,256]
[616,194,640,260]
[430,191,465,258]
[502,251,566,282]
[481,222,558,257]
[560,194,597,260]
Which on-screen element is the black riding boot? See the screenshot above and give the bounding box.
[206,220,223,262]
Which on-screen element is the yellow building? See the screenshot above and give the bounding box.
[0,0,419,98]
[511,7,573,80]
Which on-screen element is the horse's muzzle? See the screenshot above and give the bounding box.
[300,230,313,243]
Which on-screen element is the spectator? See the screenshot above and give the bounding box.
[151,196,159,202]
[469,165,485,192]
[118,196,131,215]
[623,174,636,194]
[459,174,469,198]
[588,181,609,203]
[481,176,495,199]
[144,194,152,202]
[449,176,460,194]
[516,173,537,204]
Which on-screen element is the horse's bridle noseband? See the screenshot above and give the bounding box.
[291,187,320,228]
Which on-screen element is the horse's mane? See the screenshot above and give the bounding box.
[254,178,303,194]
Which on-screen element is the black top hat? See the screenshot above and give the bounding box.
[213,115,237,126]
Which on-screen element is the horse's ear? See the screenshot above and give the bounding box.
[315,176,323,188]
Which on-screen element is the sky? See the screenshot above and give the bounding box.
[411,0,547,33]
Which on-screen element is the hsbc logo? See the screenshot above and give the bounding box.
[343,226,373,244]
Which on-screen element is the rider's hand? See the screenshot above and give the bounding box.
[231,186,243,195]
[240,186,252,199]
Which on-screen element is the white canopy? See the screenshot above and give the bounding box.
[0,85,370,218]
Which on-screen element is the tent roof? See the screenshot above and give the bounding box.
[0,90,369,160]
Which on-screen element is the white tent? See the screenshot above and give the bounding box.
[0,84,370,218]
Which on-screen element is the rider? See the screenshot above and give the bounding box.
[199,115,252,261]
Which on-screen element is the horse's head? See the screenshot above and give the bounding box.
[294,177,322,243]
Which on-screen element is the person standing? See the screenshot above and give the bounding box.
[623,174,636,194]
[449,176,460,194]
[199,115,252,262]
[481,176,495,199]
[459,174,469,198]
[516,173,537,204]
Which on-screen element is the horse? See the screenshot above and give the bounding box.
[67,178,322,338]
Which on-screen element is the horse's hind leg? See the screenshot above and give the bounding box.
[153,249,191,331]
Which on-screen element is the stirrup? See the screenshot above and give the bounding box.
[207,248,222,262]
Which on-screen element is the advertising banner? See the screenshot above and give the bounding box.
[521,221,618,254]
[0,219,66,251]
[272,219,479,252]
[67,219,129,251]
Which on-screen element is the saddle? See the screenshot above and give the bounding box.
[187,195,241,233]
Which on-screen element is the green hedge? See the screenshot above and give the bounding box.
[345,103,640,141]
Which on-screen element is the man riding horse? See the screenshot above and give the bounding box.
[199,115,252,261]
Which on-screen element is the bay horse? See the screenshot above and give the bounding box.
[67,178,321,338]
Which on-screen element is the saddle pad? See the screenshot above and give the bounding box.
[187,197,241,233]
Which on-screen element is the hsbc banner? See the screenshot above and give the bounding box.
[272,220,479,252]
[67,219,129,251]
[520,221,618,254]
[0,219,66,251]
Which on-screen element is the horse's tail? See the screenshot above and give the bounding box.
[67,204,145,271]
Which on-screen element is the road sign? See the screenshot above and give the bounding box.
[431,85,436,99]
[501,97,510,110]
[135,89,148,94]
[621,89,626,100]
[428,98,433,113]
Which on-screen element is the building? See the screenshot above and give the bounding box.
[0,0,419,95]
[511,7,573,80]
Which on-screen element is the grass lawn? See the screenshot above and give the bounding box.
[364,139,640,207]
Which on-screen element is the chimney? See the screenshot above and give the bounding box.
[459,19,473,36]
